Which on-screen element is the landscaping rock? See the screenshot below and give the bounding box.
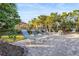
[0,41,25,56]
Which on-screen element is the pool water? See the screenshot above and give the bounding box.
[21,30,30,39]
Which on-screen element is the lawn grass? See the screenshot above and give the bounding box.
[0,35,24,43]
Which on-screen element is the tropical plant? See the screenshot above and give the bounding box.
[28,10,79,33]
[0,3,21,35]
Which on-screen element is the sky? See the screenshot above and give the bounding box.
[16,3,79,23]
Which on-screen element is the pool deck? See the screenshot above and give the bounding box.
[11,33,79,56]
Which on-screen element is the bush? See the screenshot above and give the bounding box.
[16,35,24,40]
[1,36,9,39]
[0,35,24,43]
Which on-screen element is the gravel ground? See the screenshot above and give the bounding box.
[12,34,79,56]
